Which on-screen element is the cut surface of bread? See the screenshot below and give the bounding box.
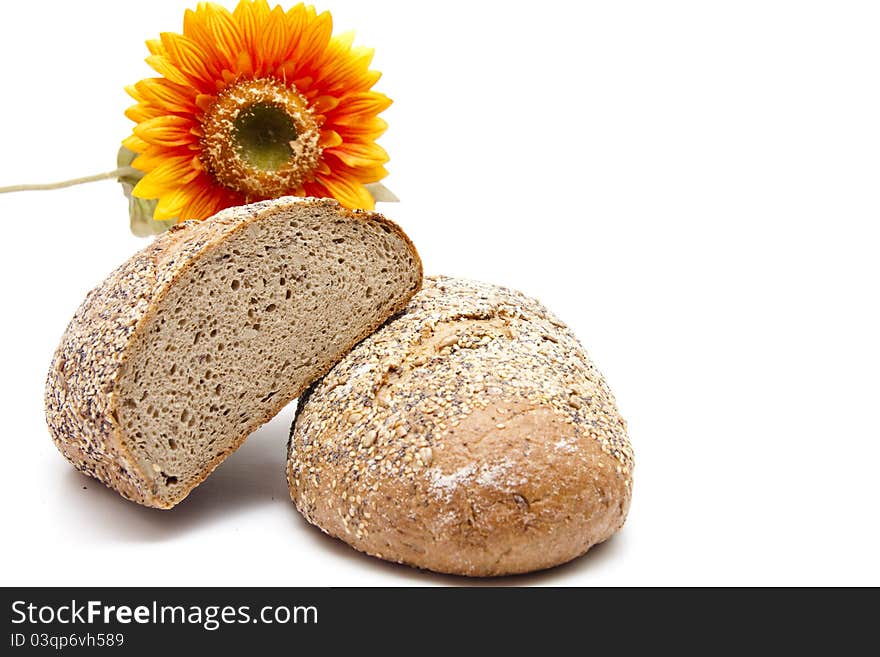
[288,276,633,576]
[45,197,422,509]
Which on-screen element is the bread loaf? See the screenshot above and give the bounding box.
[287,276,633,576]
[45,197,422,509]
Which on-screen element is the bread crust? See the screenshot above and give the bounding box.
[287,276,633,576]
[45,197,422,509]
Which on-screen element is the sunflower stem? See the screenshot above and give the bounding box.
[0,167,139,194]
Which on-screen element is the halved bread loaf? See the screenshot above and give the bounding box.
[46,197,422,509]
[288,276,633,576]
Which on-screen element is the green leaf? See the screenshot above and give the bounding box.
[365,182,399,203]
[116,146,142,186]
[117,146,177,237]
[129,196,176,237]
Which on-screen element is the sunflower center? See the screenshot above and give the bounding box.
[200,78,322,198]
[233,103,299,171]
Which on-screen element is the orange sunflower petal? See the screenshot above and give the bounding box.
[124,85,143,103]
[132,145,196,172]
[133,116,197,148]
[319,130,343,148]
[125,104,157,123]
[194,94,216,113]
[179,181,226,221]
[315,42,377,92]
[332,117,389,140]
[257,5,291,74]
[311,94,340,113]
[145,39,165,57]
[132,155,199,198]
[317,175,375,210]
[350,164,389,184]
[153,186,195,220]
[203,3,246,71]
[283,3,307,50]
[159,32,216,88]
[122,134,149,154]
[182,4,242,75]
[331,91,392,118]
[234,0,272,67]
[145,54,193,88]
[236,50,255,77]
[326,142,389,169]
[291,7,333,74]
[133,78,197,113]
[182,8,222,68]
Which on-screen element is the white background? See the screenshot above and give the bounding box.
[1,0,878,586]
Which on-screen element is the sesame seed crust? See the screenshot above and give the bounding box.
[287,276,634,576]
[45,196,422,509]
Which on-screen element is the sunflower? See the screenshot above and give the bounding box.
[123,0,391,222]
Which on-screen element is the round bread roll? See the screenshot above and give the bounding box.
[287,276,633,576]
